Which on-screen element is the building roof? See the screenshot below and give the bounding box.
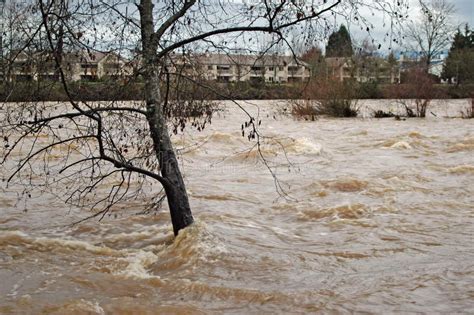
[170,53,310,67]
[63,51,109,64]
[9,50,118,64]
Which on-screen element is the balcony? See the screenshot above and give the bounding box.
[217,66,232,75]
[250,66,264,76]
[288,67,309,78]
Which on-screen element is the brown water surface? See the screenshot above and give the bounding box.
[1,100,473,314]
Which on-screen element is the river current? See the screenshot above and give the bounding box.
[1,99,473,314]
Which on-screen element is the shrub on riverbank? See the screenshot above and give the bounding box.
[291,79,358,118]
[291,100,318,120]
[1,80,472,103]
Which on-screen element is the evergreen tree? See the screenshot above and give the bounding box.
[442,25,474,84]
[325,25,353,57]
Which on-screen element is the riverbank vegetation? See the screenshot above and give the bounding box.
[1,79,472,103]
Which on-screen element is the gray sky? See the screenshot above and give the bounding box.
[452,0,474,27]
[344,0,473,54]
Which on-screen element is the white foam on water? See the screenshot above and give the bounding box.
[0,230,120,257]
[103,224,170,244]
[390,141,412,149]
[158,221,228,265]
[0,230,29,239]
[65,299,106,315]
[290,138,324,155]
[115,250,160,280]
[37,237,117,255]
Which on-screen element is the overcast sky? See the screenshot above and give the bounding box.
[348,0,473,53]
[452,0,474,27]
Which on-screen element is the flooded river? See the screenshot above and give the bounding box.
[1,100,473,314]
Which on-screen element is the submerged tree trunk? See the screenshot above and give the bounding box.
[139,0,194,236]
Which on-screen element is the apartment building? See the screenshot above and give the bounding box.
[326,57,400,84]
[170,53,311,83]
[5,51,310,84]
[5,50,131,82]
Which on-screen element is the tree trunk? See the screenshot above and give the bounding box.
[139,0,194,236]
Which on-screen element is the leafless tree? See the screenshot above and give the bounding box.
[1,0,408,236]
[405,0,456,70]
[394,66,437,117]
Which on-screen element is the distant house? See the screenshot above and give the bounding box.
[168,53,311,83]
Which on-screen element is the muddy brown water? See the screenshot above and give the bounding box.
[1,100,473,314]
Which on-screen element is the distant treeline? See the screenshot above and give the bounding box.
[1,80,472,103]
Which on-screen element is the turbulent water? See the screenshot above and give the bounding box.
[1,99,473,314]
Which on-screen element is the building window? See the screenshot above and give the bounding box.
[268,67,274,71]
[15,75,33,81]
[208,65,213,70]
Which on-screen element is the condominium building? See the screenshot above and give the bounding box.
[5,50,132,82]
[326,57,400,84]
[169,53,311,83]
[4,51,310,84]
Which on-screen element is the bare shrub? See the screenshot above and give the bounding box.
[317,97,358,117]
[314,79,358,117]
[373,109,395,118]
[290,100,318,121]
[394,67,437,117]
[291,78,358,118]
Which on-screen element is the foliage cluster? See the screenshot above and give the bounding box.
[326,25,354,58]
[442,25,474,84]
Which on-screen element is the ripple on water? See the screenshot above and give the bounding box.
[322,178,369,192]
[226,136,324,163]
[378,132,435,152]
[445,136,474,153]
[0,230,118,256]
[0,230,163,281]
[447,165,474,174]
[298,203,370,221]
[42,299,105,315]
